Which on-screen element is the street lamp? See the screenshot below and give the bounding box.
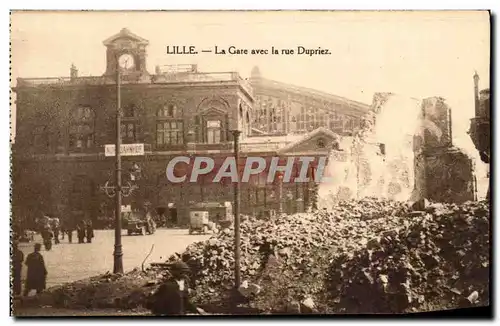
[231,129,242,290]
[277,172,284,214]
[100,55,134,274]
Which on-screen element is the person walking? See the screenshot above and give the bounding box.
[23,243,47,296]
[52,218,61,244]
[148,261,205,316]
[85,220,94,243]
[42,228,53,251]
[60,220,65,241]
[77,220,86,244]
[12,240,24,296]
[66,221,74,244]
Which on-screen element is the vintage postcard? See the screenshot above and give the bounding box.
[10,10,491,317]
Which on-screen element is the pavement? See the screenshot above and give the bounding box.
[16,228,210,289]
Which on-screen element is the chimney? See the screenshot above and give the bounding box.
[70,64,78,80]
[473,71,480,117]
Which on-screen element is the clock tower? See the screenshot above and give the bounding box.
[103,28,150,79]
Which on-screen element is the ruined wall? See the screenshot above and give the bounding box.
[414,97,476,203]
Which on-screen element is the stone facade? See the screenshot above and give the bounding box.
[12,29,358,227]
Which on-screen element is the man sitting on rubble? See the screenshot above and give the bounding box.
[148,261,206,316]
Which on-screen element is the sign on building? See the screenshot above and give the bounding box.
[105,143,144,157]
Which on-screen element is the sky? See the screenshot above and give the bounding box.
[10,11,490,166]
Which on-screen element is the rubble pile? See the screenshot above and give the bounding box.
[325,201,490,313]
[32,268,159,310]
[165,198,412,312]
[328,197,411,220]
[23,199,489,314]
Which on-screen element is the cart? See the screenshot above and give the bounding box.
[123,211,156,236]
[189,211,210,235]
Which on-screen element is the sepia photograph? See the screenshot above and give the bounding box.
[9,10,491,317]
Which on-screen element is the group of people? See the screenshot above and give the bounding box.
[76,220,94,244]
[12,217,96,297]
[12,242,47,297]
[13,233,207,315]
[12,242,206,315]
[39,216,95,250]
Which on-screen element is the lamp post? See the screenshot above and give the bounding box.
[100,56,136,274]
[99,54,142,274]
[231,129,242,289]
[113,58,124,274]
[100,170,139,274]
[277,172,284,214]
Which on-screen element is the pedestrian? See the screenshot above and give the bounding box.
[85,220,94,243]
[23,243,47,296]
[77,220,86,244]
[42,228,53,251]
[147,261,205,316]
[12,240,24,296]
[53,225,60,245]
[60,220,65,241]
[66,222,74,244]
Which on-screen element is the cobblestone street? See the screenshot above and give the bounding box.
[17,229,210,289]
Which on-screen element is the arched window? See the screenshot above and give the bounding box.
[69,106,95,151]
[123,103,136,118]
[317,138,326,149]
[157,104,176,118]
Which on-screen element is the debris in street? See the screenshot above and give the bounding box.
[325,200,490,313]
[22,199,489,314]
[169,199,489,313]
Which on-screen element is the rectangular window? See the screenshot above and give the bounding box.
[69,124,94,150]
[121,123,136,143]
[156,121,184,146]
[206,120,221,144]
[69,134,93,149]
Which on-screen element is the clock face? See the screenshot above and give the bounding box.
[118,53,135,70]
